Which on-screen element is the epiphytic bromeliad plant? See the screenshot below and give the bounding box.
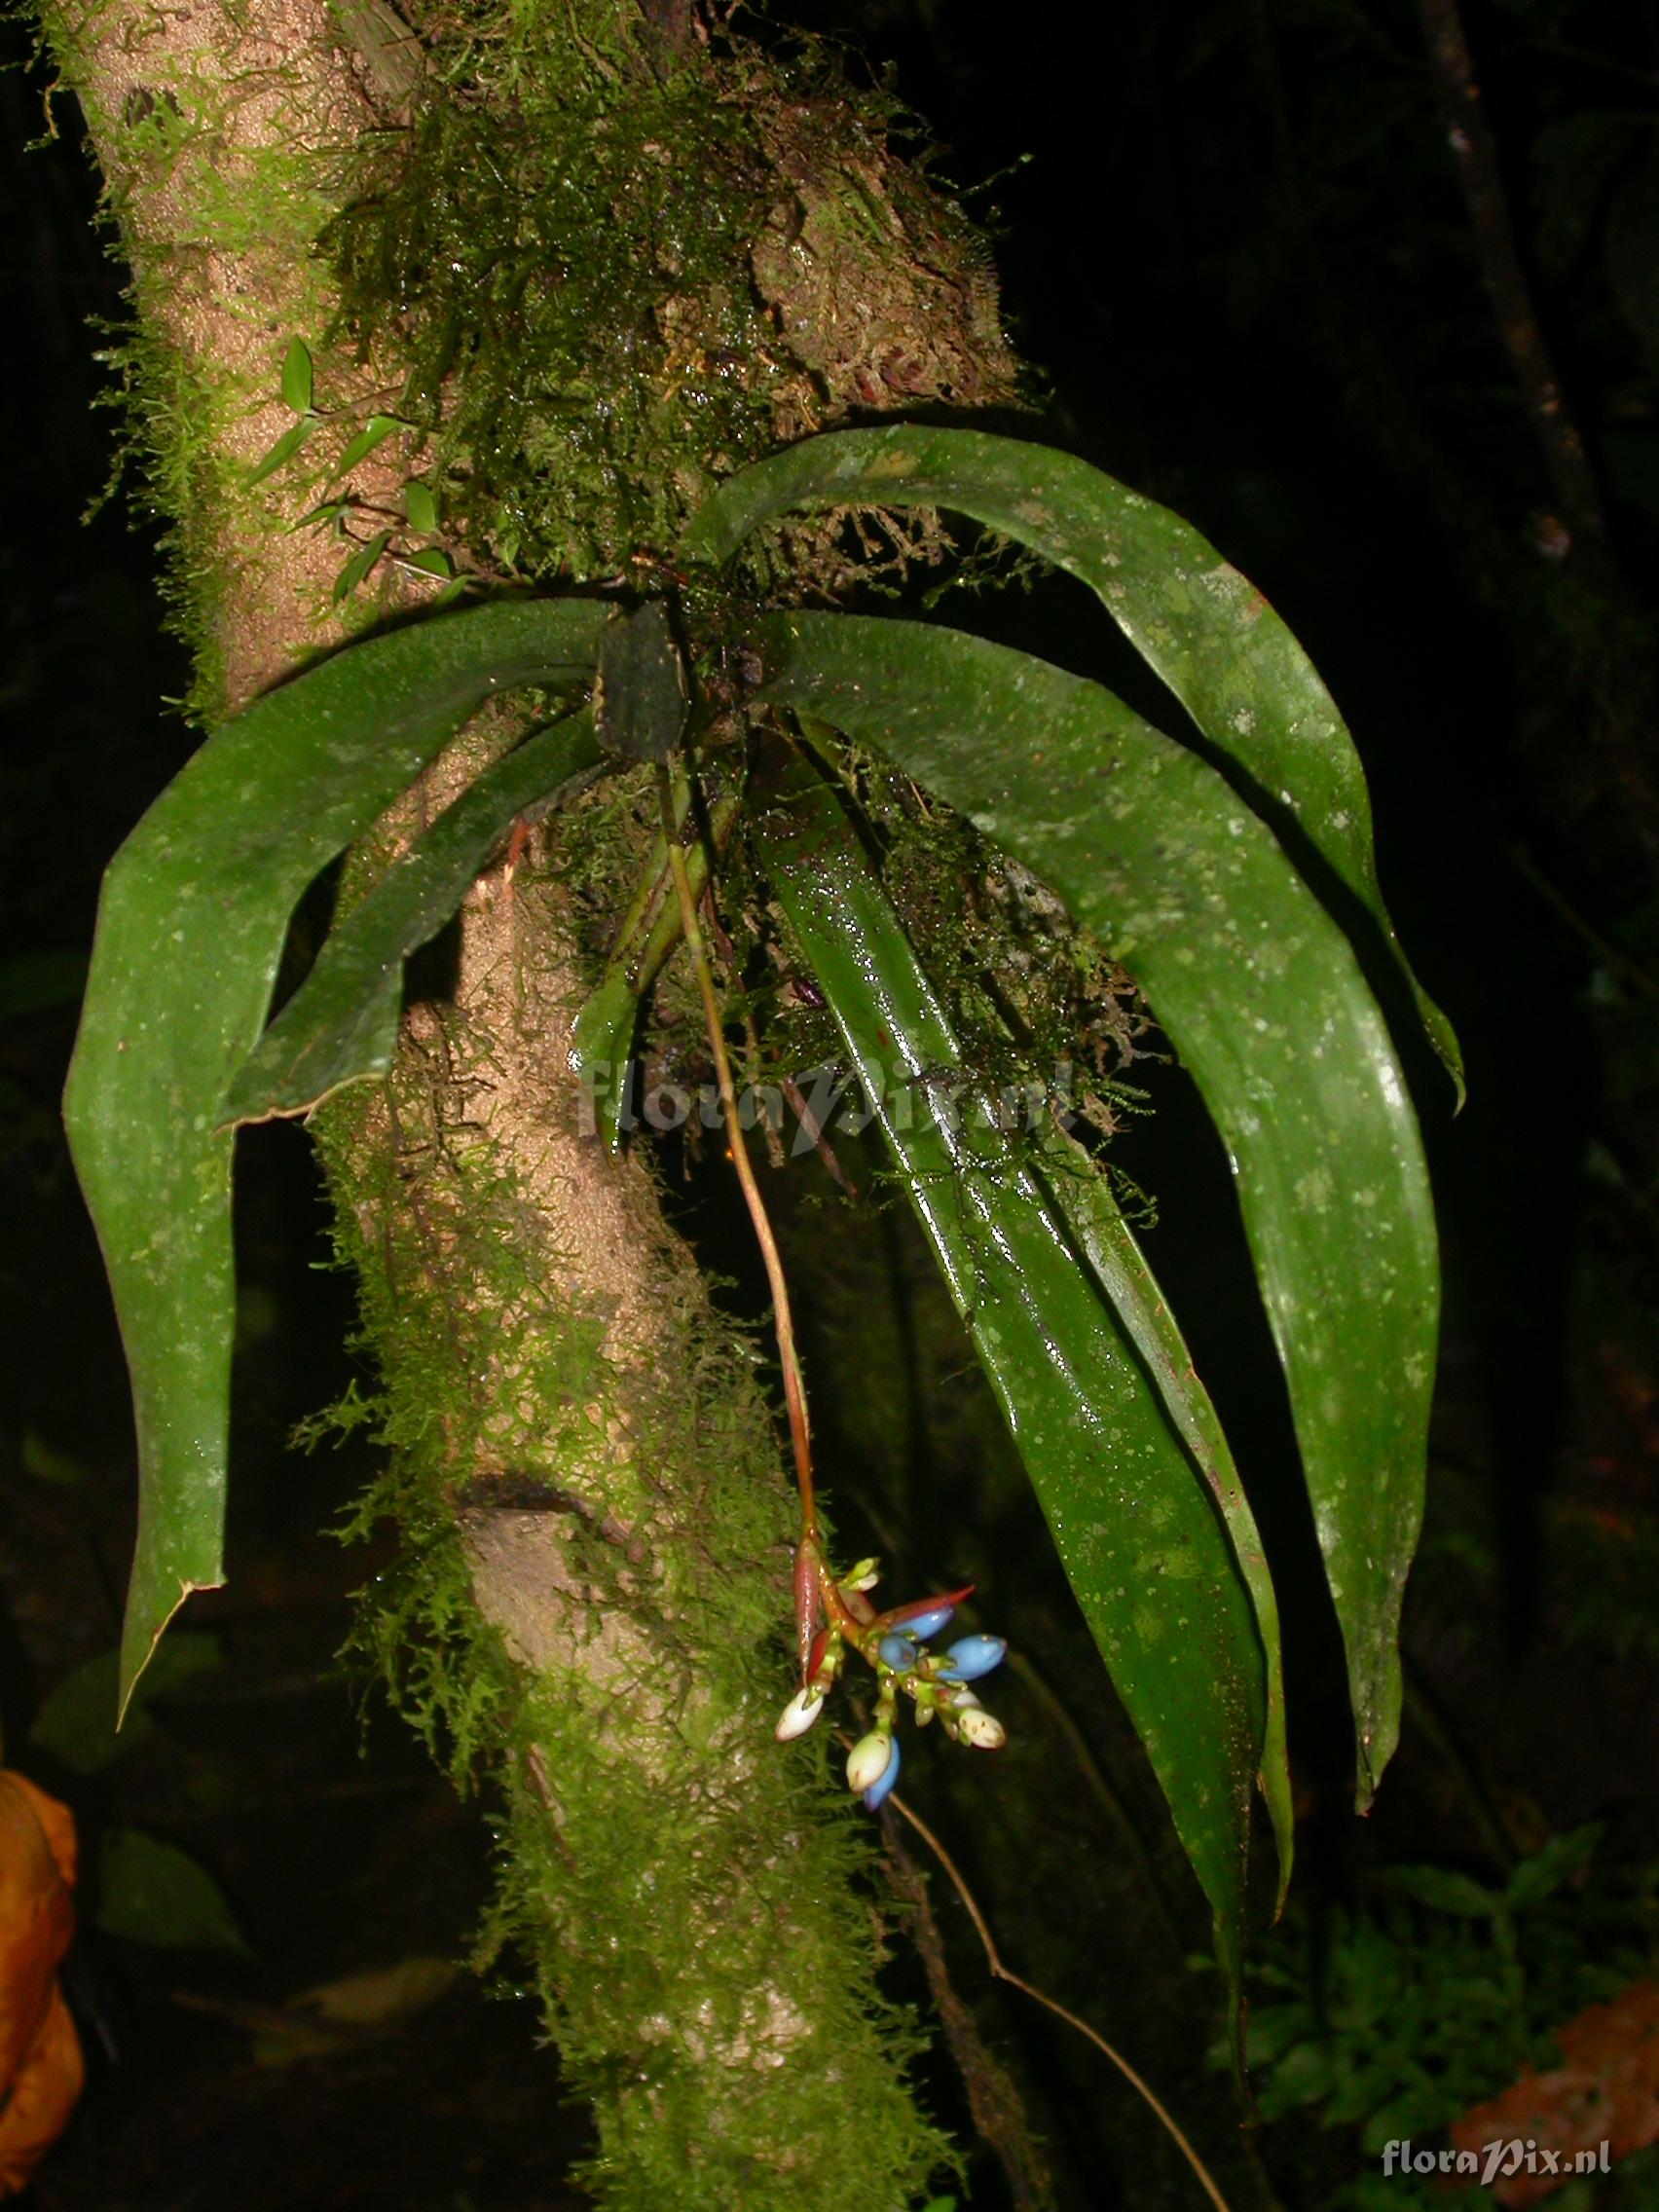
[66,420,1455,2056]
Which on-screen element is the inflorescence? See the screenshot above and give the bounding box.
[776,1539,1008,1811]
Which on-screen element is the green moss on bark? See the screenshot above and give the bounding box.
[36,0,1023,2195]
[326,74,785,579]
[311,918,960,2208]
[323,1,1017,583]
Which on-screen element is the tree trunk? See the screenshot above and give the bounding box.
[37,0,1017,2197]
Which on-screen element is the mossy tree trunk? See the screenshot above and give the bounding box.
[39,0,1018,2199]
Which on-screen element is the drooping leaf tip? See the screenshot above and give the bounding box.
[116,1576,223,1728]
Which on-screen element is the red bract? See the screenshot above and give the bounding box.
[879,1585,975,1633]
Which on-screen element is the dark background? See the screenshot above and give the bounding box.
[3,1,1658,2205]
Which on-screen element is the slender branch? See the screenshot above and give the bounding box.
[882,1815,1056,2212]
[1413,0,1610,554]
[889,1790,1235,2212]
[1531,37,1659,94]
[1007,1649,1182,1945]
[742,1008,789,1169]
[657,763,817,1533]
[1401,1655,1518,1874]
[1507,843,1659,1003]
[781,1072,860,1197]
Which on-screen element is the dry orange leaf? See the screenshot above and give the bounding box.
[1452,1979,1659,2206]
[0,1771,85,2196]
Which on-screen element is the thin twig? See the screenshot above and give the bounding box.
[781,1070,861,1197]
[1531,37,1659,93]
[1007,1648,1183,1946]
[1413,0,1610,555]
[1507,842,1659,1003]
[882,1813,1056,2211]
[889,1789,1235,2212]
[742,1006,788,1170]
[1401,1655,1518,1874]
[657,763,817,1533]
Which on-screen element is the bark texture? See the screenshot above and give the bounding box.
[42,0,1019,2197]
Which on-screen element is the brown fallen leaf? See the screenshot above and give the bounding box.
[1451,1979,1659,2205]
[252,1954,462,2068]
[171,1953,463,2068]
[0,1771,86,2196]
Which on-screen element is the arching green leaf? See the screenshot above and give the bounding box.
[333,412,403,477]
[246,415,315,488]
[224,709,604,1124]
[403,478,440,535]
[400,547,456,581]
[63,600,608,1714]
[753,742,1263,2028]
[683,424,1460,1100]
[755,613,1439,1806]
[279,335,314,416]
[568,966,645,1155]
[1037,1124,1291,1907]
[333,530,392,602]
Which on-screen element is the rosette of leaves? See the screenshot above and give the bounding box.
[64,424,1453,2016]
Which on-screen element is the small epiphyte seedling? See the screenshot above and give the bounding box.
[776,1543,1008,1810]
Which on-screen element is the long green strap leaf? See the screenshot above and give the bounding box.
[756,614,1439,1805]
[1037,1126,1291,1907]
[223,710,604,1124]
[752,744,1263,2018]
[682,424,1461,1100]
[63,600,608,1712]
